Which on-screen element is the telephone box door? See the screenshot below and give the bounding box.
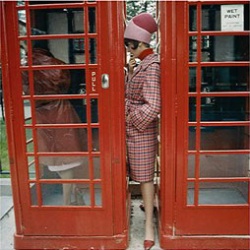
[1,1,127,248]
[159,1,249,249]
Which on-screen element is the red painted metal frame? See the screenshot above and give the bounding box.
[159,1,249,249]
[1,1,128,249]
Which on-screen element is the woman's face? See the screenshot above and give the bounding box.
[126,42,142,58]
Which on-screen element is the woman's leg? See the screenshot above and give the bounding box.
[141,181,155,241]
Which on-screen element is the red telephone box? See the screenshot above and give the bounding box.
[158,1,249,249]
[1,1,129,249]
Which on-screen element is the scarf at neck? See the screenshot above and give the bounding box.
[138,48,154,61]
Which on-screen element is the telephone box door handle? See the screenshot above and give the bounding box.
[101,74,109,89]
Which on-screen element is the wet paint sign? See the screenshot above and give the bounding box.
[221,5,244,31]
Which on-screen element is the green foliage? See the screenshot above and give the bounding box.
[0,119,10,175]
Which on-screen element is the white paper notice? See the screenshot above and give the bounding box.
[221,5,244,31]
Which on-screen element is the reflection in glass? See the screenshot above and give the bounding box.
[198,182,248,204]
[92,128,99,152]
[188,127,196,150]
[93,156,101,179]
[201,126,249,150]
[200,154,249,178]
[39,157,89,179]
[205,36,249,62]
[20,41,27,65]
[25,128,34,152]
[88,7,96,33]
[201,66,249,92]
[189,5,197,31]
[201,96,249,121]
[95,183,102,206]
[91,99,98,123]
[22,71,29,95]
[28,156,36,180]
[201,4,249,31]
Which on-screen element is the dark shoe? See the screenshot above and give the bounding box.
[139,204,157,213]
[144,240,155,250]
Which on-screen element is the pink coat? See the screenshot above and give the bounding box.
[125,53,160,182]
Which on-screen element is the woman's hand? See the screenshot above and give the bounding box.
[128,54,137,74]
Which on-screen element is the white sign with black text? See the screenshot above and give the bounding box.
[221,5,244,31]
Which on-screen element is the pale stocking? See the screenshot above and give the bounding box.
[57,169,75,205]
[141,181,155,241]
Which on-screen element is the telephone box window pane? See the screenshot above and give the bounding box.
[201,66,249,92]
[189,5,197,31]
[25,129,34,152]
[41,183,90,206]
[17,1,25,6]
[28,157,36,180]
[20,41,27,65]
[189,97,196,122]
[89,38,97,64]
[200,154,249,178]
[93,156,101,179]
[188,127,196,150]
[39,157,89,179]
[201,4,249,31]
[23,100,32,124]
[22,71,29,95]
[75,184,90,206]
[30,183,38,206]
[200,126,249,150]
[189,67,196,92]
[201,36,249,62]
[201,96,249,122]
[18,10,27,36]
[31,39,86,65]
[187,182,195,205]
[91,98,98,123]
[30,8,84,35]
[189,36,197,62]
[198,182,248,205]
[88,7,96,33]
[94,183,102,206]
[92,128,99,152]
[188,154,195,178]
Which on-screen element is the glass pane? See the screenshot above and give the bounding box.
[91,98,98,123]
[22,71,29,95]
[30,183,38,206]
[189,97,196,121]
[25,128,34,152]
[201,126,249,150]
[93,156,101,179]
[20,41,27,65]
[39,158,89,179]
[187,182,195,205]
[23,100,32,124]
[188,127,196,150]
[94,183,102,206]
[201,96,249,121]
[31,39,86,64]
[89,38,97,64]
[188,154,195,178]
[88,7,96,33]
[189,67,196,92]
[75,184,90,206]
[41,183,90,206]
[201,66,249,92]
[28,156,36,180]
[189,36,197,62]
[201,4,249,31]
[18,10,26,36]
[198,182,248,204]
[92,128,99,152]
[200,154,249,178]
[202,36,249,62]
[189,5,197,31]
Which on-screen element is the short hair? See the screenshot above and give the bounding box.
[124,39,149,49]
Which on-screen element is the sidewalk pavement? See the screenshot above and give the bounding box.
[0,179,161,250]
